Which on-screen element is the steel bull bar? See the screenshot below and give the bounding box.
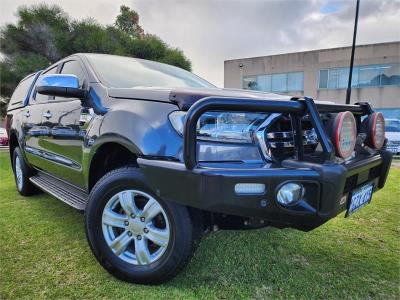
[183,96,369,169]
[138,97,391,231]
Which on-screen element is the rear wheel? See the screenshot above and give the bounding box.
[85,167,200,284]
[12,148,38,196]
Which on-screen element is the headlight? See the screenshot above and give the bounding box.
[197,111,267,143]
[169,111,267,143]
[169,111,186,135]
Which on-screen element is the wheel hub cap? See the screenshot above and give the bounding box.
[127,219,144,235]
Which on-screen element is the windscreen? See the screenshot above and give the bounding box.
[86,54,216,89]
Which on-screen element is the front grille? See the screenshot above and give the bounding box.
[264,129,319,160]
[266,129,318,148]
[257,113,319,161]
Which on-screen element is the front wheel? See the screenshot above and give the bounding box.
[85,167,199,284]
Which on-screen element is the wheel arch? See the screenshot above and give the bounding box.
[86,136,142,191]
[8,130,20,164]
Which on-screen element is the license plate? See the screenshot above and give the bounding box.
[346,182,374,217]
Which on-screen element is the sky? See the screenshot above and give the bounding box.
[1,0,399,87]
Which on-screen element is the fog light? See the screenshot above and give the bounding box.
[234,183,266,195]
[277,183,305,205]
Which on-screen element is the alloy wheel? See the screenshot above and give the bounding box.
[101,190,170,265]
[15,156,23,191]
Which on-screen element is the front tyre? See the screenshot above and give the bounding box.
[85,167,197,284]
[12,147,37,196]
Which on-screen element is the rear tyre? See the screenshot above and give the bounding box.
[85,167,199,284]
[12,147,38,196]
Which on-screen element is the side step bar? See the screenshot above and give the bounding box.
[29,171,88,210]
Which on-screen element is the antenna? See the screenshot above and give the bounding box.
[346,0,360,104]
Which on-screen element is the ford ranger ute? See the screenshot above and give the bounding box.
[6,54,392,284]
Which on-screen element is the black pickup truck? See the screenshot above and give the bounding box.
[6,53,392,284]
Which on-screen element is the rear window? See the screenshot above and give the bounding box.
[8,74,36,110]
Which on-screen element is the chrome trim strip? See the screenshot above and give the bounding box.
[266,129,316,139]
[255,113,281,162]
[25,146,80,169]
[25,146,42,156]
[269,139,319,148]
[255,114,319,160]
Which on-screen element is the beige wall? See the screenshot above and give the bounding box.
[224,42,400,108]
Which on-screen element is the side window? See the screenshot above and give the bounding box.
[34,66,58,103]
[9,74,35,108]
[60,60,86,87]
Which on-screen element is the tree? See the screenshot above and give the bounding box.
[0,3,191,116]
[115,5,144,38]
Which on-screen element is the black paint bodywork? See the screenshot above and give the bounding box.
[6,53,392,231]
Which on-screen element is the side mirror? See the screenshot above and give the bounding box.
[36,74,85,98]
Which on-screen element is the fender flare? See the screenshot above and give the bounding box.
[83,133,143,189]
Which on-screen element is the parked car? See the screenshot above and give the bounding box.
[6,54,392,284]
[0,127,9,146]
[385,118,400,155]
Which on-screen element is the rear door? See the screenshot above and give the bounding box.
[38,59,89,187]
[21,67,57,168]
[8,74,37,152]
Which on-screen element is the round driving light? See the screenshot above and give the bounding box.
[362,112,385,150]
[277,183,305,205]
[328,111,357,159]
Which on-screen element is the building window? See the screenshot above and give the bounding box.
[319,70,329,88]
[271,73,287,92]
[243,71,304,93]
[243,77,258,90]
[257,74,271,91]
[288,72,303,92]
[318,63,400,89]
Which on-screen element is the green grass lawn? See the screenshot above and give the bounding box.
[1,151,399,299]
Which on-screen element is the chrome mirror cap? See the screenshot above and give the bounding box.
[36,74,85,98]
[37,74,80,89]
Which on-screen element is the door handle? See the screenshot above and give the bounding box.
[43,111,52,119]
[24,111,30,118]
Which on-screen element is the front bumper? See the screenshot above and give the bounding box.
[138,150,392,231]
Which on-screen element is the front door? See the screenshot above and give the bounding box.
[37,59,89,187]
